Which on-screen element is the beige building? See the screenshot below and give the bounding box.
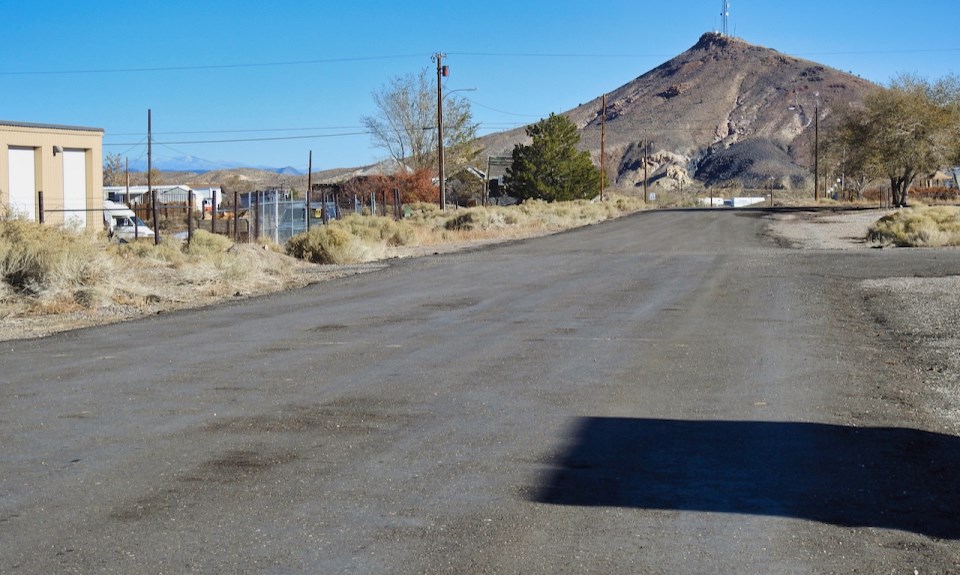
[1,120,104,229]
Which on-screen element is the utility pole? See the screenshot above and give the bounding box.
[148,109,159,245]
[306,150,313,230]
[435,53,448,211]
[643,139,649,203]
[814,103,819,202]
[600,94,606,202]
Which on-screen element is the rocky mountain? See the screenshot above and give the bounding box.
[479,33,879,191]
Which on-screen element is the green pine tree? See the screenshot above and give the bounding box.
[506,113,601,202]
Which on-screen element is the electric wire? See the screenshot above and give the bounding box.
[0,54,431,76]
[104,131,371,147]
[5,47,959,77]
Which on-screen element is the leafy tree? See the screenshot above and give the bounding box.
[505,114,602,202]
[361,68,479,173]
[103,153,125,186]
[828,74,960,207]
[396,169,438,204]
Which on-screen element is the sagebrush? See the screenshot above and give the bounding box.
[867,205,960,247]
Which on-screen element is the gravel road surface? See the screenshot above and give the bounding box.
[2,208,960,573]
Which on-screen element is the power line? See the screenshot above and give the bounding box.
[792,47,960,57]
[0,54,431,76]
[452,47,960,59]
[104,131,370,147]
[104,121,534,148]
[449,51,673,59]
[106,125,367,137]
[5,45,959,78]
[464,97,541,118]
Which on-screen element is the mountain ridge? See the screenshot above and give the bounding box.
[127,155,304,175]
[478,32,878,191]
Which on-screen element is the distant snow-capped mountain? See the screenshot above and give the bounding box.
[127,155,302,175]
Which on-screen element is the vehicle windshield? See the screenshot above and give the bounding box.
[113,215,151,231]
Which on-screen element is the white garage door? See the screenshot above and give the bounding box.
[8,147,37,221]
[63,149,87,229]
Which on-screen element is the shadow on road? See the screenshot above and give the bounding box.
[532,418,960,539]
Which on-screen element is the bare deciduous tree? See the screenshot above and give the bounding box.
[361,68,479,173]
[103,153,125,186]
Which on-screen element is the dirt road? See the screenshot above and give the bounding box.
[2,209,959,573]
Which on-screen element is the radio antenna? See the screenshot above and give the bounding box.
[720,0,730,36]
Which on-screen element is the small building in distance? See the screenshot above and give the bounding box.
[104,185,222,212]
[1,120,104,229]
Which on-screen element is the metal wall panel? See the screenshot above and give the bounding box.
[63,149,87,229]
[8,147,37,221]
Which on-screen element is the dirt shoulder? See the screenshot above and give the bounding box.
[765,208,894,250]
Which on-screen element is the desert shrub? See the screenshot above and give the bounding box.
[334,214,414,246]
[405,202,443,220]
[0,219,111,297]
[187,229,233,256]
[109,239,186,266]
[868,205,960,247]
[286,226,368,264]
[444,211,483,231]
[443,208,513,231]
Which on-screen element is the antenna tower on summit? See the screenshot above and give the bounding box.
[720,0,730,36]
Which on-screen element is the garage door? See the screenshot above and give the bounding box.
[8,147,37,221]
[63,149,87,229]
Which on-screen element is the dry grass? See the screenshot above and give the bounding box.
[0,219,303,321]
[287,195,645,263]
[867,205,960,247]
[0,219,114,315]
[286,225,382,264]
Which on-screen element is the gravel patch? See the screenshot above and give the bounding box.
[768,208,960,431]
[766,208,894,250]
[861,275,960,431]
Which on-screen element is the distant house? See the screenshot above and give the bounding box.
[104,185,221,211]
[923,170,955,189]
[1,120,104,229]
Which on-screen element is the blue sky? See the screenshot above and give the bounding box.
[2,0,957,171]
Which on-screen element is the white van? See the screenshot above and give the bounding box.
[103,199,155,241]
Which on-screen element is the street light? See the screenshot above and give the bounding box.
[434,54,476,210]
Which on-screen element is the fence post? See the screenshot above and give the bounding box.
[187,189,194,244]
[306,184,312,231]
[253,190,260,242]
[152,188,160,245]
[233,190,239,243]
[37,191,44,224]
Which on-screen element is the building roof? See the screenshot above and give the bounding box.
[0,120,104,133]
